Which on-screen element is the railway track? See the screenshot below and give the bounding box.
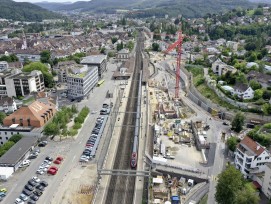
[104,33,144,204]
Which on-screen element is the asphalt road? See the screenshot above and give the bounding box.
[1,62,120,204]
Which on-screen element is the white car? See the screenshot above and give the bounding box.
[36,169,44,175]
[40,163,50,168]
[32,176,41,183]
[19,194,28,201]
[15,198,24,204]
[43,160,52,165]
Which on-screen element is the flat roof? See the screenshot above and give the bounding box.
[81,55,107,64]
[0,137,38,166]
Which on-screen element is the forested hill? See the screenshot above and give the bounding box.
[0,0,61,22]
[54,0,255,18]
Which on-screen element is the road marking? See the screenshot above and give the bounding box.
[72,155,76,162]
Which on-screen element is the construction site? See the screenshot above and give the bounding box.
[144,30,211,204]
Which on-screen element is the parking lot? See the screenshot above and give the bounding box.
[0,61,121,203]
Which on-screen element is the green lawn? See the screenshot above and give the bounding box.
[23,96,35,105]
[197,83,236,110]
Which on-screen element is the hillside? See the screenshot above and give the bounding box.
[55,0,255,18]
[35,2,73,11]
[0,0,61,22]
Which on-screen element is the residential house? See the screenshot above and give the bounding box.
[226,41,239,52]
[0,97,17,113]
[232,83,254,99]
[5,70,45,97]
[0,61,8,72]
[262,163,271,199]
[235,136,271,179]
[80,55,107,78]
[246,62,259,69]
[67,65,98,100]
[211,59,237,76]
[116,49,130,62]
[247,71,271,88]
[3,100,56,128]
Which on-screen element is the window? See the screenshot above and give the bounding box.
[266,157,270,160]
[11,132,13,135]
[5,137,8,140]
[4,132,6,135]
[0,137,2,139]
[257,157,262,161]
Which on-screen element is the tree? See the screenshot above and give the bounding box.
[236,183,260,204]
[262,103,271,115]
[249,80,262,90]
[253,89,263,100]
[43,122,60,136]
[23,62,54,88]
[40,50,51,64]
[215,165,244,204]
[111,37,118,44]
[9,134,23,143]
[231,112,245,133]
[226,137,238,151]
[174,18,180,25]
[0,112,6,124]
[117,42,124,51]
[152,43,159,51]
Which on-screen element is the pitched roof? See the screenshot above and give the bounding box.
[234,82,249,92]
[239,136,265,156]
[0,97,14,106]
[4,100,55,123]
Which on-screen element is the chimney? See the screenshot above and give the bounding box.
[256,146,260,151]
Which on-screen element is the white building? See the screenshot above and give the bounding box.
[116,49,130,62]
[235,136,271,179]
[81,55,107,79]
[67,65,98,100]
[211,59,237,76]
[232,83,254,99]
[0,97,17,113]
[0,61,8,72]
[5,70,45,97]
[262,163,271,199]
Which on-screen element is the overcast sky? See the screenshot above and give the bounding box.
[14,0,90,2]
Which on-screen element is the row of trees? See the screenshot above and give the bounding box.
[43,105,90,138]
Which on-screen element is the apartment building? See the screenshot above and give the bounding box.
[235,136,271,178]
[57,61,77,83]
[5,70,45,97]
[67,65,98,100]
[262,163,271,199]
[116,49,130,62]
[81,55,107,78]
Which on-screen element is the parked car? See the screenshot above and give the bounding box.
[28,154,37,159]
[45,156,53,161]
[28,180,38,187]
[35,185,45,192]
[38,141,48,147]
[33,191,42,197]
[25,185,34,191]
[19,194,29,201]
[53,159,61,164]
[47,169,57,175]
[32,177,40,183]
[19,160,31,168]
[36,170,44,175]
[56,156,63,161]
[223,121,229,126]
[0,188,7,193]
[39,181,48,187]
[27,200,36,204]
[30,195,39,201]
[0,192,6,197]
[15,198,24,204]
[22,189,33,196]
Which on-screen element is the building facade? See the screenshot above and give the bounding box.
[0,61,8,72]
[262,163,271,199]
[235,136,271,179]
[5,70,45,97]
[81,55,107,78]
[3,100,56,128]
[117,49,130,62]
[0,97,17,113]
[67,65,98,99]
[212,59,237,76]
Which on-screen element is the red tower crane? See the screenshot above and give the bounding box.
[164,30,183,99]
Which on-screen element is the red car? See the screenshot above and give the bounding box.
[56,156,64,161]
[47,169,57,175]
[53,159,61,164]
[50,166,58,171]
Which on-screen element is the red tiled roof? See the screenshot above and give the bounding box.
[240,136,265,156]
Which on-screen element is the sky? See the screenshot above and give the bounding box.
[14,0,90,2]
